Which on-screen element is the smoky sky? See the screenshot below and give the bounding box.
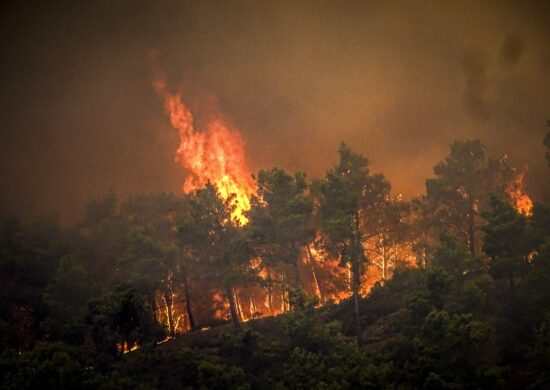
[1,0,549,224]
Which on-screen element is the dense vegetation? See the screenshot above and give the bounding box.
[1,136,549,389]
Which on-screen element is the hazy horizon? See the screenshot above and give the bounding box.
[1,0,549,224]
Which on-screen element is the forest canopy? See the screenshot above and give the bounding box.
[1,137,549,389]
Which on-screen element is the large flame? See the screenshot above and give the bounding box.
[154,78,255,224]
[507,170,533,216]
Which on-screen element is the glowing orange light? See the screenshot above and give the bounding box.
[119,342,140,354]
[507,171,533,216]
[154,78,255,224]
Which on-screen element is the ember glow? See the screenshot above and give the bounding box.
[154,78,256,224]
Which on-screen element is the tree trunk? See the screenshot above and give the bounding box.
[163,290,176,337]
[182,274,196,331]
[249,297,257,318]
[306,244,324,303]
[226,286,241,330]
[235,288,245,321]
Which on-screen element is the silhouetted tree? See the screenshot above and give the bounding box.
[425,140,490,255]
[121,193,195,334]
[315,143,371,344]
[424,139,525,256]
[179,184,255,329]
[482,195,529,296]
[84,287,165,361]
[248,168,314,310]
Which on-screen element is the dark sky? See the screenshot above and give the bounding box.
[1,0,549,224]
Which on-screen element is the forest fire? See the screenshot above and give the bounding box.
[144,66,539,341]
[153,78,256,224]
[4,2,550,387]
[508,170,533,216]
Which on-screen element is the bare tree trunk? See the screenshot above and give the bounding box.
[249,296,257,318]
[226,286,241,330]
[182,274,196,331]
[235,288,246,321]
[163,290,176,337]
[306,244,324,303]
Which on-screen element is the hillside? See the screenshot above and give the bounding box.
[1,140,549,389]
[84,262,550,388]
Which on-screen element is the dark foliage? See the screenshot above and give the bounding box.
[1,140,549,388]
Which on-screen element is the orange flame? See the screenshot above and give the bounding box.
[154,77,255,224]
[508,170,533,216]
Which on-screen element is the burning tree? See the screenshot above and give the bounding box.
[482,195,530,296]
[360,174,415,288]
[247,168,315,311]
[424,140,490,256]
[119,194,192,337]
[315,143,373,344]
[178,183,257,329]
[421,140,533,259]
